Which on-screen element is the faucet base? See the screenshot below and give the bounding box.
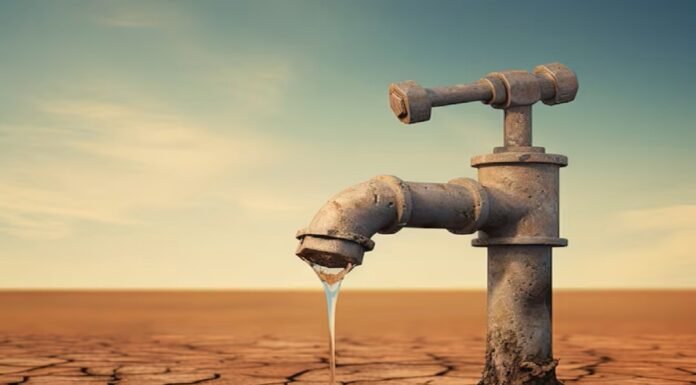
[480,360,562,385]
[480,245,562,385]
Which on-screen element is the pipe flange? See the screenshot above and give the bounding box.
[447,178,490,234]
[481,76,506,107]
[472,236,568,247]
[493,146,546,154]
[471,152,568,167]
[376,175,413,234]
[295,229,376,251]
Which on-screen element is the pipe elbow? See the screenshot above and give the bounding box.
[296,176,489,267]
[296,175,410,267]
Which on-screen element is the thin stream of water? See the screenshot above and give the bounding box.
[304,259,354,385]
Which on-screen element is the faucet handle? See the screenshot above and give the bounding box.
[532,63,579,106]
[389,79,492,124]
[389,80,432,124]
[388,63,578,124]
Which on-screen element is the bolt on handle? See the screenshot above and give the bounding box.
[389,63,578,124]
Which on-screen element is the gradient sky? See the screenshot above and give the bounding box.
[1,0,694,289]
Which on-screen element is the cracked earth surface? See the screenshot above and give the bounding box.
[0,334,694,384]
[1,291,694,384]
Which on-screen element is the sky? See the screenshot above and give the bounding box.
[0,0,694,289]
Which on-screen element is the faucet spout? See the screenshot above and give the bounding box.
[296,175,489,268]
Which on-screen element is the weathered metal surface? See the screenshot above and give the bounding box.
[533,63,579,105]
[388,62,578,124]
[296,176,489,267]
[472,153,566,247]
[482,246,560,385]
[504,106,533,147]
[486,71,542,108]
[296,63,578,385]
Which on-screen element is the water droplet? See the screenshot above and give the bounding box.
[303,258,354,385]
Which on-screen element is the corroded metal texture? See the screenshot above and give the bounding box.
[482,246,561,385]
[296,176,489,267]
[472,139,566,384]
[472,151,567,247]
[388,62,577,124]
[297,63,578,385]
[533,63,579,105]
[504,106,533,147]
[486,71,542,108]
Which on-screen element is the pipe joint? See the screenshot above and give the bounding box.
[471,151,568,247]
[447,177,489,234]
[295,175,410,267]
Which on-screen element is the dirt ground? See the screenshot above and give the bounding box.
[0,290,694,384]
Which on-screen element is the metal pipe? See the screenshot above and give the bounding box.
[296,176,489,267]
[504,106,532,147]
[426,80,493,107]
[482,246,558,384]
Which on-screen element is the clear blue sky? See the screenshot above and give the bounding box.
[0,0,694,288]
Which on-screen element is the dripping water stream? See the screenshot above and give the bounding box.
[304,259,354,385]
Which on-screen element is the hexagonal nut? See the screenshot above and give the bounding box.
[389,92,407,119]
[388,81,431,124]
[533,63,578,105]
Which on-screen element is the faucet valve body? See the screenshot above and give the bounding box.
[389,63,578,385]
[472,151,567,247]
[388,63,577,385]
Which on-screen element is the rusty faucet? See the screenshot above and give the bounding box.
[295,63,578,385]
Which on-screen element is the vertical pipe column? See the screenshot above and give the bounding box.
[504,106,532,147]
[472,147,567,385]
[480,246,560,385]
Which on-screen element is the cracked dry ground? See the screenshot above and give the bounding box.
[0,291,694,384]
[1,335,695,384]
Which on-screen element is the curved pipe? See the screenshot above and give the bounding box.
[296,175,489,267]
